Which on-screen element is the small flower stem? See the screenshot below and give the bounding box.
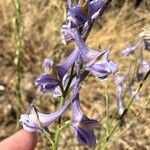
[12,0,22,128]
[43,128,55,149]
[53,94,66,150]
[105,79,109,137]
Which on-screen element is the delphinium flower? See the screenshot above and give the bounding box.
[70,54,99,148]
[139,25,150,51]
[20,95,76,132]
[122,43,139,56]
[136,56,150,81]
[121,26,150,103]
[35,48,79,94]
[128,83,140,100]
[67,0,105,28]
[115,75,126,115]
[122,26,150,56]
[72,29,118,79]
[61,0,110,42]
[71,94,98,148]
[61,27,118,79]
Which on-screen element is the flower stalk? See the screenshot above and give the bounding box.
[12,0,22,128]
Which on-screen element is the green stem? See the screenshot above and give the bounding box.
[105,79,109,137]
[12,0,22,128]
[43,128,55,149]
[53,96,66,150]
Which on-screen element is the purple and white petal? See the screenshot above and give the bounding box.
[56,48,79,77]
[71,94,98,147]
[122,43,139,56]
[35,73,59,93]
[72,125,96,148]
[144,39,150,51]
[86,60,118,79]
[20,95,76,132]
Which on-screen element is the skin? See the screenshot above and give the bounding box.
[0,129,38,150]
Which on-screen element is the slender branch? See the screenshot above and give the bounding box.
[105,79,109,137]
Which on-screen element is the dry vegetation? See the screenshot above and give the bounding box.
[0,0,150,149]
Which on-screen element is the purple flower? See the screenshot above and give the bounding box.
[122,43,139,56]
[115,76,126,115]
[52,73,77,97]
[115,75,126,86]
[141,60,150,72]
[129,85,140,100]
[71,94,98,148]
[72,29,118,79]
[61,0,105,42]
[86,50,118,79]
[35,49,79,93]
[144,39,150,51]
[67,0,105,28]
[20,95,76,132]
[137,59,150,81]
[139,26,150,51]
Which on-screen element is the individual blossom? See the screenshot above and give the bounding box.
[136,46,150,81]
[61,0,106,42]
[141,60,150,72]
[20,95,76,132]
[72,29,118,79]
[122,43,139,56]
[128,84,140,100]
[35,48,79,93]
[115,75,126,115]
[85,49,118,79]
[71,94,98,148]
[67,0,105,28]
[139,25,150,51]
[52,73,77,97]
[143,39,150,51]
[137,60,150,81]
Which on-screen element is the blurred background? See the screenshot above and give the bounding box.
[0,0,150,149]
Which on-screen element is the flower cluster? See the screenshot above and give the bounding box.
[115,26,150,115]
[20,0,117,148]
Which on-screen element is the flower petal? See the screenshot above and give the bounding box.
[122,43,139,56]
[56,48,79,77]
[144,39,150,51]
[71,94,98,147]
[35,73,59,93]
[72,125,96,148]
[87,60,118,79]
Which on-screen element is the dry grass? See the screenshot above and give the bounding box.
[0,0,150,149]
